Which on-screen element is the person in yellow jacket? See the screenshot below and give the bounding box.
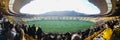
[102,24,113,40]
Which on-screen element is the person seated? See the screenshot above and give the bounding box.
[56,34,62,40]
[71,33,82,40]
[65,32,71,40]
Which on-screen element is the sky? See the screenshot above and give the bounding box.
[20,0,100,15]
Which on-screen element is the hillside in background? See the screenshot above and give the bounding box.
[39,11,87,16]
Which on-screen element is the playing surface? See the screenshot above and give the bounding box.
[25,20,95,33]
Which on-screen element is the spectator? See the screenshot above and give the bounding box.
[71,33,82,40]
[36,27,43,40]
[31,24,36,39]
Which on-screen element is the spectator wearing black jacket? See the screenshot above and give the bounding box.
[31,24,36,39]
[36,27,43,40]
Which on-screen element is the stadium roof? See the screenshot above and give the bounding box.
[0,0,120,16]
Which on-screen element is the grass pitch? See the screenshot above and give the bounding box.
[25,20,95,33]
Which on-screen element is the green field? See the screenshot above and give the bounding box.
[25,20,95,33]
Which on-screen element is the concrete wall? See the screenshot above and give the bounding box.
[89,0,108,14]
[13,0,32,13]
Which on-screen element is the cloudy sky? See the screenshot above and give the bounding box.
[20,0,100,15]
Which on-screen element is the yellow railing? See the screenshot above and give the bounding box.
[84,29,104,40]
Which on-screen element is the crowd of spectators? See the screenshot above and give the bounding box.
[0,17,120,40]
[93,18,120,40]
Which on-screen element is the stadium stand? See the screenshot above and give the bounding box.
[0,16,119,40]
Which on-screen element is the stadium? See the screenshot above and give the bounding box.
[0,0,120,40]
